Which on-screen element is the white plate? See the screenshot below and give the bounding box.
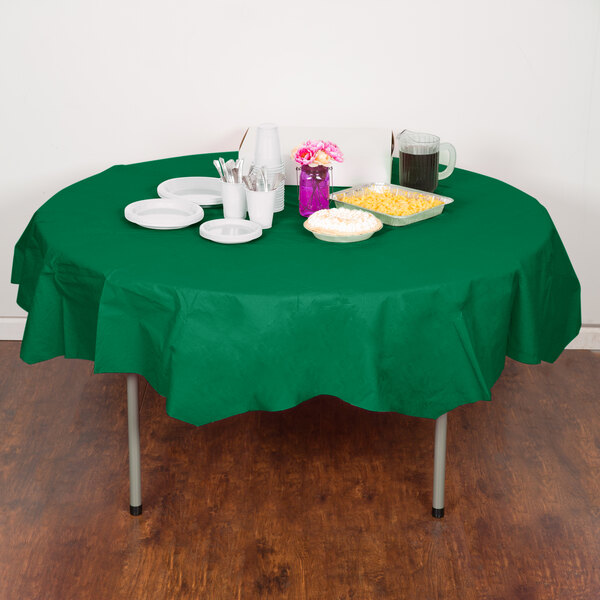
[157,177,222,206]
[199,218,262,244]
[125,198,204,230]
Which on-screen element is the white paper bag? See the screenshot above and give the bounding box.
[239,126,394,187]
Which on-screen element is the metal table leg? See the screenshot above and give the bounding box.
[125,374,447,518]
[432,412,448,518]
[127,374,142,516]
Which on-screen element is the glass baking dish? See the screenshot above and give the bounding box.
[330,183,454,226]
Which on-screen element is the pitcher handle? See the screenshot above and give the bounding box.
[438,142,456,180]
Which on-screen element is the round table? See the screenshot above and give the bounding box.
[12,152,581,516]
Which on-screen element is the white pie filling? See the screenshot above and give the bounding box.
[305,208,382,235]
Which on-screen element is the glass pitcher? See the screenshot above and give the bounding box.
[398,130,456,192]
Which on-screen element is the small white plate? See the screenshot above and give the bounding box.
[125,198,204,230]
[199,218,262,244]
[157,177,222,206]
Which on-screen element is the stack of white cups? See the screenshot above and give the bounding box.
[249,123,285,213]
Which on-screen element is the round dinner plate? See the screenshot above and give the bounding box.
[125,198,204,230]
[157,176,222,206]
[199,218,262,244]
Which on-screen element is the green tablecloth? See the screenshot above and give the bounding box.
[11,153,580,426]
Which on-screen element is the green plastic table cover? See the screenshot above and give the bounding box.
[11,152,581,426]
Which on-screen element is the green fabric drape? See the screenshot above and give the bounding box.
[12,153,581,426]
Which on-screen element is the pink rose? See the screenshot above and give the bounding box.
[323,141,343,162]
[294,146,316,165]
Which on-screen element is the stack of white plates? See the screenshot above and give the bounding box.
[124,198,204,230]
[249,164,285,212]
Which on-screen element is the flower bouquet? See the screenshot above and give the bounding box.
[292,140,343,217]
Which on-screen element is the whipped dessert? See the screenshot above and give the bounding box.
[304,207,382,236]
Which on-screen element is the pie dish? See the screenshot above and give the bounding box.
[303,207,383,243]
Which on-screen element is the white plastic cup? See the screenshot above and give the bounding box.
[246,189,276,229]
[248,163,285,212]
[249,163,285,188]
[221,181,246,219]
[254,123,282,168]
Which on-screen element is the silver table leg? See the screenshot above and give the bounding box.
[127,374,142,516]
[432,412,448,518]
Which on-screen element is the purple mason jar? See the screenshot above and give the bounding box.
[297,165,332,217]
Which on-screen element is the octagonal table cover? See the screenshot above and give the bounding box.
[11,153,581,426]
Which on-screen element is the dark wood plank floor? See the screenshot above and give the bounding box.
[0,342,599,599]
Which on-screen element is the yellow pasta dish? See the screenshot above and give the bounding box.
[338,187,443,217]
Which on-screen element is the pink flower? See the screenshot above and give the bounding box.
[309,140,325,152]
[294,146,317,165]
[323,141,344,162]
[292,139,343,165]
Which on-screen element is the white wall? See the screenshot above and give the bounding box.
[2,0,599,337]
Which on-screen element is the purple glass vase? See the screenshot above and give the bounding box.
[297,165,331,217]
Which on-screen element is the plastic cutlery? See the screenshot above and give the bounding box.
[213,160,224,181]
[260,167,268,192]
[219,157,230,183]
[271,173,285,189]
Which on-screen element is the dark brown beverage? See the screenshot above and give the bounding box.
[400,151,439,192]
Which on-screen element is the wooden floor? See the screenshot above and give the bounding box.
[0,343,599,599]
